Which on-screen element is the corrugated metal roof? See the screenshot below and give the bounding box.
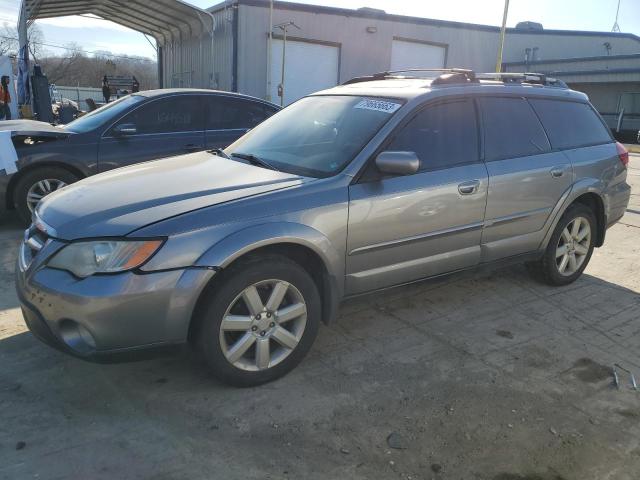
[22,0,215,45]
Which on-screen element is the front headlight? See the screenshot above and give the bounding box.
[48,240,163,278]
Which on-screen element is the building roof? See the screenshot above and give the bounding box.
[504,53,640,67]
[209,0,640,43]
[21,0,216,45]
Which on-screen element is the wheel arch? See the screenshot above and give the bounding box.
[5,161,86,210]
[188,223,344,341]
[571,192,606,247]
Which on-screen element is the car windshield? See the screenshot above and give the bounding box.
[224,95,404,178]
[63,95,146,133]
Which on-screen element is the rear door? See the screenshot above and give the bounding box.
[205,96,278,149]
[346,98,488,294]
[478,96,572,261]
[98,95,205,171]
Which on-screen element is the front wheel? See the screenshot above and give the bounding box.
[13,167,79,224]
[526,203,596,286]
[194,255,321,387]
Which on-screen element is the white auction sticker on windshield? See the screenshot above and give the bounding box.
[354,99,401,114]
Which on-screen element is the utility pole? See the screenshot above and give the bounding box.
[17,0,30,112]
[266,0,273,101]
[495,0,510,73]
[274,21,300,107]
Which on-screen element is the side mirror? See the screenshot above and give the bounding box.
[113,123,137,136]
[375,151,420,176]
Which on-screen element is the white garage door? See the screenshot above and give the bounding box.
[270,39,339,106]
[390,39,446,71]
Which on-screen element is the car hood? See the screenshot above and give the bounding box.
[37,152,308,240]
[0,120,70,138]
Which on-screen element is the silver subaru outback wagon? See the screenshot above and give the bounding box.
[16,70,631,386]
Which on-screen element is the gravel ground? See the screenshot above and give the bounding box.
[0,154,639,480]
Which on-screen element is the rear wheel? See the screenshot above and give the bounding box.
[195,255,321,387]
[13,167,78,224]
[526,203,596,286]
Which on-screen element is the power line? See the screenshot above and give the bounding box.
[0,34,155,61]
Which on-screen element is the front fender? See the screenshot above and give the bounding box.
[196,221,345,296]
[194,222,344,324]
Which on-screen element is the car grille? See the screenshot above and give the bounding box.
[20,223,50,270]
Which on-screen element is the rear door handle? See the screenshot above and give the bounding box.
[550,167,565,178]
[458,180,481,195]
[184,144,201,152]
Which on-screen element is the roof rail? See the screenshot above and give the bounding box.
[342,68,475,85]
[341,69,568,88]
[474,72,568,88]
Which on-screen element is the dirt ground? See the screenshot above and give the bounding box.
[1,155,639,480]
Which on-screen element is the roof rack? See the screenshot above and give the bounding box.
[341,68,475,85]
[474,72,568,88]
[342,69,568,88]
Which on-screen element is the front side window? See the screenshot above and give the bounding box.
[111,96,203,135]
[386,99,479,171]
[64,95,145,133]
[225,95,403,178]
[479,97,551,161]
[529,99,612,149]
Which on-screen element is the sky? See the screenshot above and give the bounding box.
[1,0,639,60]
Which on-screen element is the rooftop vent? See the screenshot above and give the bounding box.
[515,21,544,31]
[357,7,386,15]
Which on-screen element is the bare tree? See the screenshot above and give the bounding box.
[39,43,85,84]
[0,22,44,60]
[39,48,158,90]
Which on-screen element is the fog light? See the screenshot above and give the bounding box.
[59,320,97,354]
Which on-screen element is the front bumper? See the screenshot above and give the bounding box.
[16,240,215,360]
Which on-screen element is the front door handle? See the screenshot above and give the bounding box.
[458,180,480,195]
[184,144,201,152]
[550,167,565,178]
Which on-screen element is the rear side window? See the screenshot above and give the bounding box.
[479,97,551,161]
[529,99,612,149]
[386,99,479,171]
[207,97,278,130]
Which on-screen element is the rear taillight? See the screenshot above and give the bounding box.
[616,141,629,168]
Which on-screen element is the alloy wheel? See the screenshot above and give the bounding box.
[556,216,591,276]
[219,279,307,371]
[26,179,67,213]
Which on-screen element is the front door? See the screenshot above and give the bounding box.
[477,96,573,261]
[98,95,205,172]
[346,98,488,294]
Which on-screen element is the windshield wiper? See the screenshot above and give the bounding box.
[231,152,279,171]
[209,148,231,159]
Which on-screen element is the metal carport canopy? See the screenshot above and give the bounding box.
[20,0,215,46]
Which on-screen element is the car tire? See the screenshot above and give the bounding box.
[13,167,79,224]
[526,203,596,286]
[194,254,321,387]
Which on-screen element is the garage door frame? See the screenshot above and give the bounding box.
[392,36,449,70]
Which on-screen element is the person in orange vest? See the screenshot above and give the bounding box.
[0,76,11,120]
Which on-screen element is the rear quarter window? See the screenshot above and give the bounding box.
[528,99,612,149]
